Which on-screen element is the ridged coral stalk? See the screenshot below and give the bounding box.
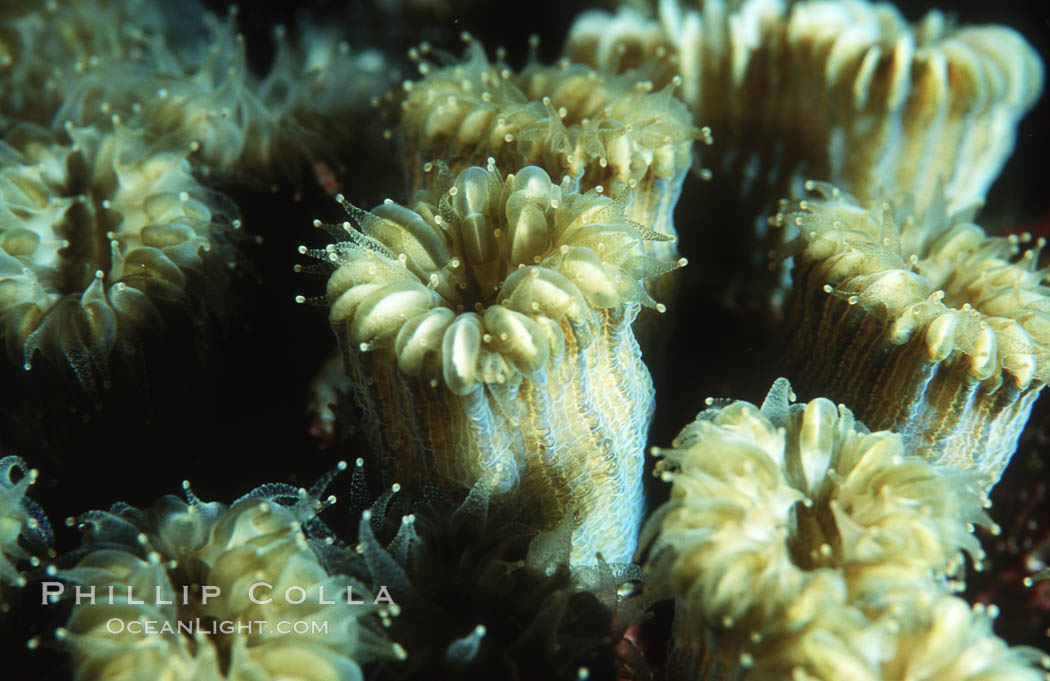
[312,161,682,565]
[650,0,1044,211]
[777,182,1050,487]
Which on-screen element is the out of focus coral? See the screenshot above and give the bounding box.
[564,6,677,85]
[57,470,400,681]
[0,2,38,21]
[373,0,481,19]
[310,161,682,564]
[777,182,1050,487]
[0,122,238,392]
[0,456,51,593]
[307,352,353,447]
[398,38,698,253]
[642,378,1048,679]
[0,0,166,128]
[565,0,1044,303]
[655,0,1043,209]
[55,8,395,188]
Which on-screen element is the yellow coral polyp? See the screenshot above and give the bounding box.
[322,163,676,396]
[564,7,677,83]
[567,0,1044,305]
[0,122,237,390]
[646,0,1045,212]
[0,0,165,127]
[779,181,1050,485]
[59,485,394,681]
[54,8,394,183]
[312,162,681,564]
[644,378,992,675]
[399,40,697,249]
[753,592,1050,681]
[0,456,51,590]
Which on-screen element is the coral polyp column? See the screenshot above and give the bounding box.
[316,163,682,565]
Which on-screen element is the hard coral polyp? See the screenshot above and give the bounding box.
[563,6,678,85]
[58,476,397,681]
[0,0,165,128]
[0,122,238,392]
[0,456,51,591]
[399,39,698,259]
[567,0,1044,304]
[779,182,1050,487]
[643,378,1013,680]
[58,9,394,186]
[314,162,682,565]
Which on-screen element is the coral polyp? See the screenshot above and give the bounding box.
[566,0,1044,303]
[0,0,1046,675]
[641,378,1040,679]
[57,473,399,681]
[651,0,1045,210]
[749,591,1050,681]
[0,122,238,390]
[313,161,683,564]
[563,6,677,83]
[0,456,51,591]
[777,182,1050,486]
[57,9,394,186]
[398,40,698,249]
[0,0,165,128]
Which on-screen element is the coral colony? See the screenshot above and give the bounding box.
[0,0,1049,680]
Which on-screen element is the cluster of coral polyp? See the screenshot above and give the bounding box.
[644,379,1046,680]
[777,182,1050,487]
[663,0,1042,206]
[58,481,399,681]
[0,0,166,128]
[566,0,1044,298]
[319,160,683,565]
[312,33,699,567]
[0,0,1048,677]
[0,0,392,397]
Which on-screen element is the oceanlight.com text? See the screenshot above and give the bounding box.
[104,618,330,636]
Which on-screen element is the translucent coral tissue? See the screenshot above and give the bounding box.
[312,162,684,565]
